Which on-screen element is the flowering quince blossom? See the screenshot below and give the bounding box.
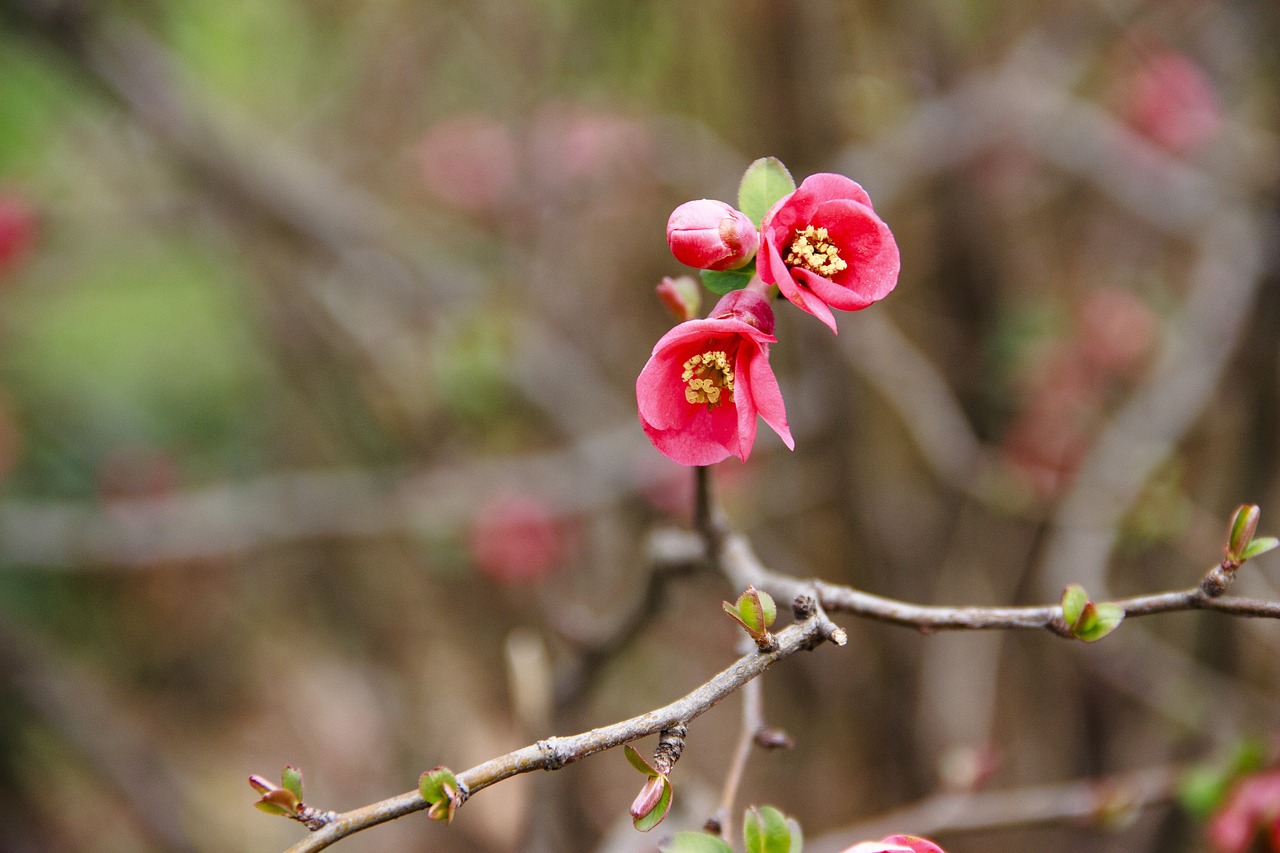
[637,289,792,466]
[666,199,759,271]
[1207,769,1280,853]
[759,173,900,333]
[840,834,947,853]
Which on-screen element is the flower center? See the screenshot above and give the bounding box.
[786,225,847,277]
[682,350,734,407]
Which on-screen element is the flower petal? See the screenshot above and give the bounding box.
[745,346,793,450]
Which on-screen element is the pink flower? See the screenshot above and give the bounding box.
[840,834,947,853]
[1208,769,1280,853]
[1125,50,1222,156]
[468,492,574,584]
[759,173,899,333]
[418,113,518,214]
[0,193,38,275]
[666,199,759,271]
[637,290,793,466]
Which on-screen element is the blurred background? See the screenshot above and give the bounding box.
[0,0,1278,851]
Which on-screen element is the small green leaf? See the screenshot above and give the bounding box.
[281,765,303,800]
[1241,536,1279,561]
[1227,505,1261,560]
[785,817,804,853]
[625,744,656,775]
[756,588,777,629]
[1075,603,1124,643]
[254,800,294,817]
[1178,738,1268,820]
[1061,584,1088,628]
[738,157,796,226]
[701,266,755,296]
[419,767,458,805]
[632,776,673,832]
[661,831,734,853]
[743,805,792,853]
[737,588,766,634]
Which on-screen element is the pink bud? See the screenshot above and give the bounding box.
[0,193,38,275]
[708,289,775,336]
[666,199,758,271]
[655,276,702,322]
[629,774,665,821]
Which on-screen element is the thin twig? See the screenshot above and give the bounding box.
[283,613,843,853]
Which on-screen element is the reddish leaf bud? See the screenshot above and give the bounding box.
[655,275,702,322]
[1227,504,1260,561]
[667,199,759,271]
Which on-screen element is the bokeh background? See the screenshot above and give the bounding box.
[1,1,1279,851]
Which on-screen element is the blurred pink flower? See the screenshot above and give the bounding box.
[526,102,653,190]
[666,199,758,271]
[1208,769,1280,853]
[0,192,38,275]
[1077,287,1158,379]
[418,113,518,214]
[1125,50,1222,155]
[637,290,792,466]
[840,834,947,853]
[759,173,899,333]
[468,492,572,584]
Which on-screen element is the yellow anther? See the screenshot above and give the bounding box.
[786,225,847,277]
[681,350,734,407]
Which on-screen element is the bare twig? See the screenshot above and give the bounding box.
[283,612,844,852]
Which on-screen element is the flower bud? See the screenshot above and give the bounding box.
[666,199,758,271]
[709,289,775,336]
[655,275,701,322]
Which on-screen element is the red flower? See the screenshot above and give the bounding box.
[637,290,793,466]
[1208,769,1280,853]
[840,835,947,853]
[759,173,899,333]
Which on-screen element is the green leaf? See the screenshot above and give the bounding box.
[700,266,755,296]
[661,832,734,853]
[1075,603,1124,643]
[743,805,792,853]
[1178,738,1268,819]
[1228,505,1260,559]
[254,800,294,817]
[625,744,656,775]
[419,767,458,804]
[738,157,795,226]
[281,765,303,800]
[737,588,766,634]
[786,817,804,853]
[1241,536,1279,561]
[756,589,777,628]
[633,776,673,832]
[1061,584,1088,628]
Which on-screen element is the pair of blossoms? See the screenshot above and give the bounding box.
[636,168,899,466]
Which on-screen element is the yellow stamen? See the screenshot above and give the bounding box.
[786,225,847,277]
[682,350,734,407]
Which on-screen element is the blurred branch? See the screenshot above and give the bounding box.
[806,763,1179,853]
[0,619,201,852]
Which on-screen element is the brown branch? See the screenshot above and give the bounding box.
[283,612,844,853]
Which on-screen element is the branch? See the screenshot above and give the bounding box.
[807,764,1179,852]
[701,530,1280,632]
[283,610,845,852]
